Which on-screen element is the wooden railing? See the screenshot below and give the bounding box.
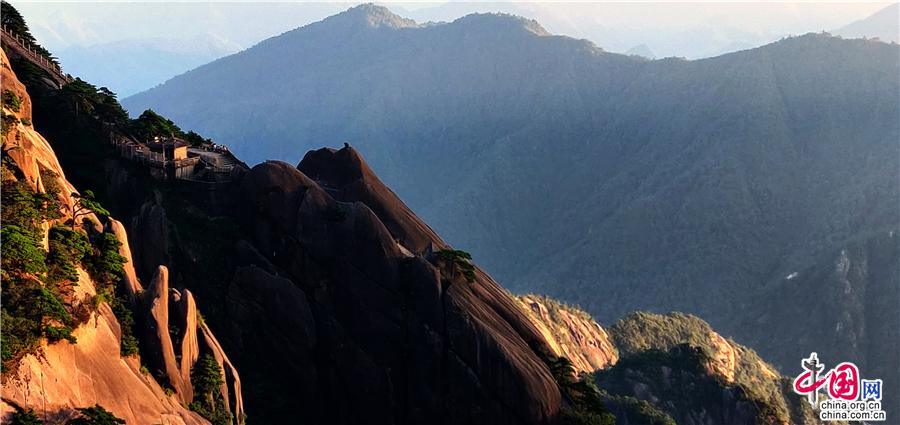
[110,135,234,179]
[0,25,73,84]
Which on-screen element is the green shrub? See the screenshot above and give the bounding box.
[47,225,90,284]
[54,80,128,127]
[1,1,59,66]
[85,231,126,289]
[0,310,40,369]
[609,312,792,423]
[1,162,81,370]
[1,281,77,369]
[2,225,47,275]
[20,117,31,126]
[9,405,43,425]
[543,355,616,425]
[78,229,136,357]
[193,353,225,395]
[111,296,139,356]
[44,325,76,343]
[129,109,185,140]
[70,190,110,227]
[3,90,22,112]
[190,354,232,425]
[2,168,61,229]
[1,111,18,136]
[601,394,676,425]
[184,130,212,147]
[66,405,125,425]
[436,248,476,282]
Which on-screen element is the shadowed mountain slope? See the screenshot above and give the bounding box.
[124,5,899,389]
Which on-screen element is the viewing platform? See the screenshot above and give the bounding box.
[110,133,241,182]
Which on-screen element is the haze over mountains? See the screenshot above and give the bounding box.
[57,35,240,96]
[3,1,899,422]
[833,2,899,43]
[11,1,893,95]
[124,5,900,398]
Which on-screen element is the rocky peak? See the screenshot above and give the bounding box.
[227,155,564,423]
[298,145,446,254]
[326,3,418,30]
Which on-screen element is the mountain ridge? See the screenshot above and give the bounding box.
[121,10,899,417]
[833,3,899,43]
[4,3,897,423]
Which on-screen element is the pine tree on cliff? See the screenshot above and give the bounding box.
[0,1,57,64]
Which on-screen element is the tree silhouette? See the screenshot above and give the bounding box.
[69,190,108,229]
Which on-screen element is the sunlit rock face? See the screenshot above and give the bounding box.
[1,48,242,425]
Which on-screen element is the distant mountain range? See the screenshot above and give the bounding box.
[21,2,892,95]
[624,44,655,59]
[4,1,898,422]
[833,3,899,43]
[57,34,240,96]
[123,3,899,414]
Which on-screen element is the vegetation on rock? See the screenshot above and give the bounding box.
[544,356,616,425]
[3,89,22,112]
[1,159,76,369]
[607,312,806,424]
[1,111,18,136]
[436,248,476,282]
[129,109,184,140]
[70,190,109,227]
[66,404,126,425]
[127,109,214,146]
[9,405,42,425]
[189,353,232,425]
[0,1,58,65]
[0,150,139,368]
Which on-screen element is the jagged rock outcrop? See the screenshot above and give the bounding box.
[144,266,189,402]
[515,295,617,373]
[223,149,563,424]
[140,265,244,422]
[0,48,207,424]
[1,47,242,424]
[198,323,244,423]
[172,288,200,403]
[298,146,446,254]
[110,218,143,298]
[1,296,207,425]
